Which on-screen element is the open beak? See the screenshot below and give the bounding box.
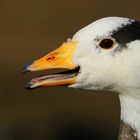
[22,42,79,89]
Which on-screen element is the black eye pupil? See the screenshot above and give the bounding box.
[99,39,114,49]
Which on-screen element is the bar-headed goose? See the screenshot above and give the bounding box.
[23,17,140,140]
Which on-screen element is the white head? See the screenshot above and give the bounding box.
[69,17,140,96]
[23,16,140,97]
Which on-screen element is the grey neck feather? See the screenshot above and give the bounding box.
[118,94,140,140]
[118,121,138,140]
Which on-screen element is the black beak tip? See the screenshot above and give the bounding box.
[22,62,33,74]
[24,83,33,90]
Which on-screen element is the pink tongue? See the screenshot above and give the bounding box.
[31,74,62,83]
[31,73,78,83]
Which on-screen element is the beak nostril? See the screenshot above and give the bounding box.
[46,56,55,61]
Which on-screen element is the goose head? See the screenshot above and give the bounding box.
[22,17,140,96]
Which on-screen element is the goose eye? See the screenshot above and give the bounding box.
[99,38,114,49]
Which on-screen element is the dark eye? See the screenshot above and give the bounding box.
[99,38,114,49]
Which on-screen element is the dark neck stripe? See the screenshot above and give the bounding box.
[118,121,138,140]
[111,20,140,45]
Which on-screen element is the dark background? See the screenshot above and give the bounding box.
[0,0,139,140]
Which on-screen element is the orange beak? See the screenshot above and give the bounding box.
[22,42,79,89]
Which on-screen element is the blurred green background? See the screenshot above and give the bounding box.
[0,0,140,139]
